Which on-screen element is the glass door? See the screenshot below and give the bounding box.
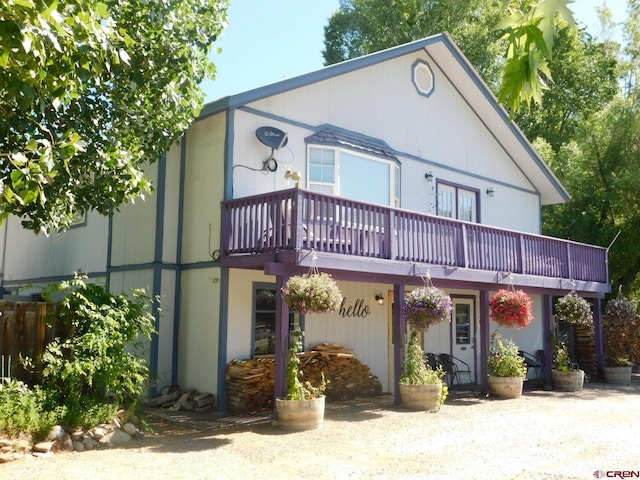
[451,297,476,383]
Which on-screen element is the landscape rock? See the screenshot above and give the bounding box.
[47,425,66,441]
[99,429,131,446]
[33,441,53,453]
[123,423,137,436]
[52,433,73,452]
[82,437,96,450]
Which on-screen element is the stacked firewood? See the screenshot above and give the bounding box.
[575,324,596,376]
[147,385,216,412]
[226,343,383,413]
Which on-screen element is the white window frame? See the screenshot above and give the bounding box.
[307,145,400,207]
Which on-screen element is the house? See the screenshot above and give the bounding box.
[0,33,609,410]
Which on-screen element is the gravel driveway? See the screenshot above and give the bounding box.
[2,379,639,480]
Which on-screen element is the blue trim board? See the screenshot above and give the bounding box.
[148,153,168,396]
[171,134,188,385]
[217,267,230,412]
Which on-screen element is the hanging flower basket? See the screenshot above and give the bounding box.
[402,286,453,331]
[281,272,343,314]
[554,292,593,325]
[605,296,637,322]
[489,289,533,329]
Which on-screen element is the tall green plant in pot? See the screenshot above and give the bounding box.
[398,330,448,411]
[275,329,328,431]
[399,283,452,411]
[487,331,527,399]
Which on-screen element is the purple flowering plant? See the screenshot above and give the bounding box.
[402,286,453,331]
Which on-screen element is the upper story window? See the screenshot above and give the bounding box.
[306,127,400,207]
[437,181,479,223]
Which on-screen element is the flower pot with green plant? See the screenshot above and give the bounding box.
[551,339,584,391]
[487,330,527,398]
[398,330,448,411]
[275,329,329,430]
[490,289,534,329]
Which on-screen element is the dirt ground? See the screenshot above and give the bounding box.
[1,378,639,480]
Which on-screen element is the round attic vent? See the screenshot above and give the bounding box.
[412,60,435,97]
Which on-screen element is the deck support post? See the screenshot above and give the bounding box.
[393,283,406,404]
[273,274,290,418]
[479,289,490,396]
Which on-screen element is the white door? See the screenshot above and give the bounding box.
[451,297,476,383]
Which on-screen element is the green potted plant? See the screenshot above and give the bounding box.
[398,330,448,411]
[274,329,329,430]
[551,338,584,391]
[281,271,342,314]
[487,330,527,398]
[489,289,534,329]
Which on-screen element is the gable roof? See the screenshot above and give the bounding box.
[201,33,569,205]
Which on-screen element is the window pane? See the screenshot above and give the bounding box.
[309,147,335,183]
[458,189,476,222]
[438,184,455,218]
[340,152,390,205]
[455,303,471,345]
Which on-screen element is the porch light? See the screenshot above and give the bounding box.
[486,187,494,197]
[424,171,434,181]
[375,294,384,305]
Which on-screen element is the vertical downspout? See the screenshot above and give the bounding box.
[392,283,405,404]
[150,153,167,397]
[106,212,113,291]
[217,108,235,411]
[542,294,554,388]
[479,289,490,396]
[171,136,187,385]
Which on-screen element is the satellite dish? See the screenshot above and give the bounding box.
[256,126,288,150]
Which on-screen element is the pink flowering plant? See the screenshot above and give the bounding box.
[402,287,453,331]
[554,292,593,326]
[489,289,534,329]
[281,272,343,314]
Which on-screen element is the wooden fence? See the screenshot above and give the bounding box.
[0,300,63,382]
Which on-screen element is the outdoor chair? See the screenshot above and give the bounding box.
[435,354,459,387]
[424,352,440,370]
[439,353,473,385]
[519,350,545,383]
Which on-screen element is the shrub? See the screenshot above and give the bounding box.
[33,275,156,428]
[0,379,63,440]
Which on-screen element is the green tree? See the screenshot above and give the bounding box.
[323,0,506,88]
[1,0,228,233]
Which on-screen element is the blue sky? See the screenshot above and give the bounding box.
[201,0,629,103]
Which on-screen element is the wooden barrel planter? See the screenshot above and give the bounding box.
[487,376,523,399]
[603,366,632,385]
[552,369,584,392]
[274,397,325,431]
[399,383,443,412]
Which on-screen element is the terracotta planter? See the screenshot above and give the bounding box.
[274,396,325,431]
[399,382,443,411]
[603,366,632,385]
[487,375,523,399]
[552,369,584,392]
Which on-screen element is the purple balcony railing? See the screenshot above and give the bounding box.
[221,188,608,284]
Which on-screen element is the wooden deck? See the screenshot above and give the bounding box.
[221,188,609,294]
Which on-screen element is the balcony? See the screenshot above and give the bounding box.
[221,188,609,294]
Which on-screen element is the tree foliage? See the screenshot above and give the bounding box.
[323,0,506,88]
[0,0,228,233]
